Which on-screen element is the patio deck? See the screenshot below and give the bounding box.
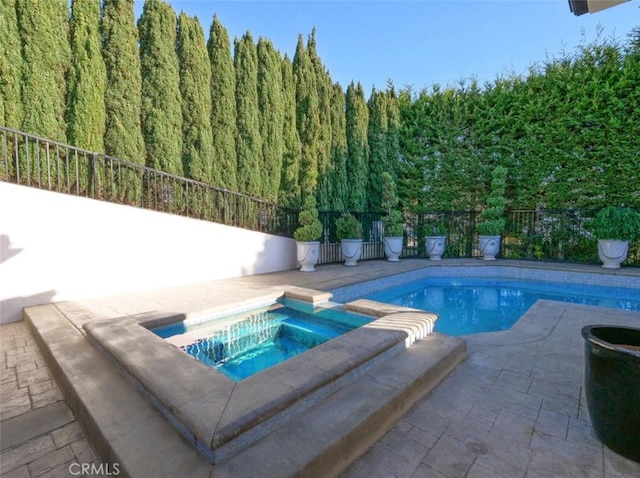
[2,259,640,477]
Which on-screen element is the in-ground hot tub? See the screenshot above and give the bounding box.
[152,297,374,381]
[84,285,438,464]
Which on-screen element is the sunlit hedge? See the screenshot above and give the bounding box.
[397,30,640,212]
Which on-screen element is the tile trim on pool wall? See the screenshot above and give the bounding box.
[329,264,640,303]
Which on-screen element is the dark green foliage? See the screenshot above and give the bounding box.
[588,206,640,241]
[177,13,214,182]
[0,0,21,180]
[381,171,403,237]
[397,82,486,212]
[345,81,369,211]
[293,34,320,196]
[367,88,388,211]
[257,38,284,202]
[0,0,23,129]
[385,84,401,177]
[308,29,333,211]
[0,93,4,179]
[477,166,507,236]
[17,0,70,187]
[138,0,182,175]
[67,0,106,152]
[208,15,237,190]
[234,32,262,198]
[329,83,348,211]
[335,212,363,240]
[294,195,323,242]
[17,0,70,141]
[279,55,302,208]
[102,0,145,165]
[398,32,640,212]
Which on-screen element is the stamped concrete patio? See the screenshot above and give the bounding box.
[2,259,640,477]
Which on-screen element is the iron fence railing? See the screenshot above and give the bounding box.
[317,209,640,267]
[2,126,637,267]
[0,126,297,237]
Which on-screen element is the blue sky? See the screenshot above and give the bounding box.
[134,1,639,94]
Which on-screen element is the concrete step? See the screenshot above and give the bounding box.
[25,305,214,478]
[217,333,466,477]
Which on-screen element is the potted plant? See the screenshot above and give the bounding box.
[335,212,363,266]
[380,172,404,261]
[477,166,507,260]
[293,196,323,272]
[587,206,640,269]
[425,217,447,261]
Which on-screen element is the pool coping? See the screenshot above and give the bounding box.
[83,285,438,464]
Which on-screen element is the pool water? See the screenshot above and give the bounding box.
[153,302,372,381]
[362,277,640,336]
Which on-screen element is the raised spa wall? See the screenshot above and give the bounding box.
[84,285,439,464]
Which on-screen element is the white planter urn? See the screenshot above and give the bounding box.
[597,239,629,269]
[384,236,403,262]
[340,239,362,266]
[296,241,320,272]
[478,235,501,261]
[425,236,446,261]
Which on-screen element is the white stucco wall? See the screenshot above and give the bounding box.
[0,182,298,323]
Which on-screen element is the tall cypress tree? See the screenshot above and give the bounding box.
[0,92,4,179]
[0,0,23,130]
[385,84,401,178]
[234,32,262,198]
[17,0,70,187]
[177,13,213,183]
[307,29,332,210]
[345,81,369,211]
[102,0,145,165]
[17,0,70,141]
[279,54,302,208]
[293,34,320,198]
[138,0,182,175]
[67,0,106,152]
[329,83,348,211]
[0,0,22,181]
[257,38,284,202]
[208,15,237,190]
[367,88,388,211]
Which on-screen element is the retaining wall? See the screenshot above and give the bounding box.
[0,182,297,323]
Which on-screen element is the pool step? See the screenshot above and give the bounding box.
[281,315,351,339]
[217,332,467,477]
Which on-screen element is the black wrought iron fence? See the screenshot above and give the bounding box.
[317,209,639,267]
[2,126,637,267]
[0,126,297,237]
[316,211,386,263]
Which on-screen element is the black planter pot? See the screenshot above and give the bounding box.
[582,325,640,463]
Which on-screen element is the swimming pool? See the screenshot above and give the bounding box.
[153,300,372,381]
[362,277,640,335]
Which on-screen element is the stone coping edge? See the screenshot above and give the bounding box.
[24,304,215,478]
